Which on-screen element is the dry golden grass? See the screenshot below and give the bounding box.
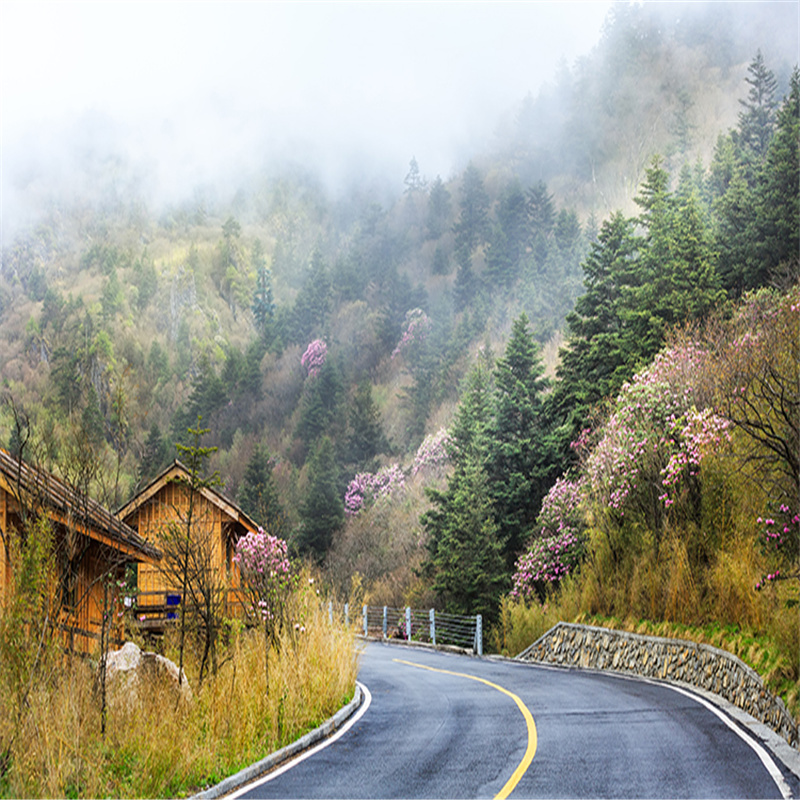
[0,580,358,799]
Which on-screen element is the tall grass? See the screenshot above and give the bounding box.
[0,576,359,798]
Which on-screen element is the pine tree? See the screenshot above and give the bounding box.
[426,176,452,239]
[738,50,779,168]
[452,163,490,264]
[633,156,721,360]
[545,211,639,470]
[486,180,529,289]
[296,437,344,561]
[251,239,275,344]
[756,67,800,287]
[485,314,550,568]
[423,455,506,625]
[140,423,170,485]
[237,444,288,538]
[345,380,389,471]
[404,156,427,194]
[421,347,505,623]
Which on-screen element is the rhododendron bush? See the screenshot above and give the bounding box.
[344,464,406,515]
[392,308,431,360]
[412,428,452,476]
[583,344,731,532]
[301,339,327,377]
[512,477,586,599]
[512,286,798,611]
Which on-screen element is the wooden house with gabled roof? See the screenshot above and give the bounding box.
[0,448,160,654]
[117,460,260,627]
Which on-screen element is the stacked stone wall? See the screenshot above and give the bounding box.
[518,622,798,748]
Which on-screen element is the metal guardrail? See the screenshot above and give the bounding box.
[327,603,482,655]
[130,593,483,655]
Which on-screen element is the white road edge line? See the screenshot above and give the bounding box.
[521,660,794,798]
[226,681,373,799]
[644,677,792,799]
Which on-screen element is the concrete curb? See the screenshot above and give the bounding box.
[192,684,364,799]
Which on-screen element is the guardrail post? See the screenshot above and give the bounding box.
[429,609,436,646]
[345,603,349,628]
[363,605,368,637]
[382,606,388,639]
[328,600,333,625]
[475,614,483,655]
[405,607,411,640]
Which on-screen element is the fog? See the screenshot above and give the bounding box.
[1,1,615,235]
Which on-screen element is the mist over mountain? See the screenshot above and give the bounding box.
[2,1,616,238]
[0,1,797,626]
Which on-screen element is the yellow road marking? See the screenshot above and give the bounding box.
[394,658,537,800]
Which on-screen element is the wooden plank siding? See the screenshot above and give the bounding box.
[0,449,160,654]
[117,461,259,629]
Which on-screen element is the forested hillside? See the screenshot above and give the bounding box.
[0,2,797,674]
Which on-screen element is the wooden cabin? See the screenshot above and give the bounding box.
[117,461,259,628]
[0,449,160,654]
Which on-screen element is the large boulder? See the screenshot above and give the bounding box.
[97,641,193,710]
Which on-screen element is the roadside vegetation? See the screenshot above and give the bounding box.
[0,557,358,799]
[0,7,797,793]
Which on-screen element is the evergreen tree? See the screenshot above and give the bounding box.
[345,380,389,471]
[431,245,451,276]
[756,67,800,287]
[421,347,505,624]
[426,176,452,239]
[237,444,288,538]
[296,436,343,560]
[547,211,640,462]
[738,50,779,168]
[448,345,495,466]
[452,163,490,263]
[291,248,332,343]
[423,455,506,625]
[633,156,721,360]
[404,156,427,194]
[486,180,528,289]
[139,423,170,484]
[485,314,550,568]
[251,239,275,344]
[295,356,345,452]
[528,181,555,269]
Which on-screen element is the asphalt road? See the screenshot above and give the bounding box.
[233,641,794,799]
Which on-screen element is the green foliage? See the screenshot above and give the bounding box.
[423,455,507,625]
[486,313,551,567]
[296,437,344,561]
[345,380,389,472]
[139,423,170,485]
[426,176,451,240]
[251,239,276,344]
[237,445,288,538]
[294,357,344,455]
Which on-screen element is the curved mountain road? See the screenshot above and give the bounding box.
[233,641,796,799]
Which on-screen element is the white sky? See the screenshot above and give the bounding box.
[1,1,614,228]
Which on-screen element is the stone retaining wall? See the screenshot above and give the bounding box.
[518,622,798,748]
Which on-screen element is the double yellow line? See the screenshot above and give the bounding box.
[394,659,537,799]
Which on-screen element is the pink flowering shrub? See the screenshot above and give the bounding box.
[584,345,729,525]
[755,504,800,590]
[344,464,406,515]
[233,528,293,626]
[512,477,586,599]
[412,428,452,477]
[659,407,731,507]
[301,339,327,377]
[392,308,432,359]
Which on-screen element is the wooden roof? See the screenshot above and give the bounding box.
[117,460,260,535]
[0,449,160,560]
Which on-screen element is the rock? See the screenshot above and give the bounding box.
[96,641,193,710]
